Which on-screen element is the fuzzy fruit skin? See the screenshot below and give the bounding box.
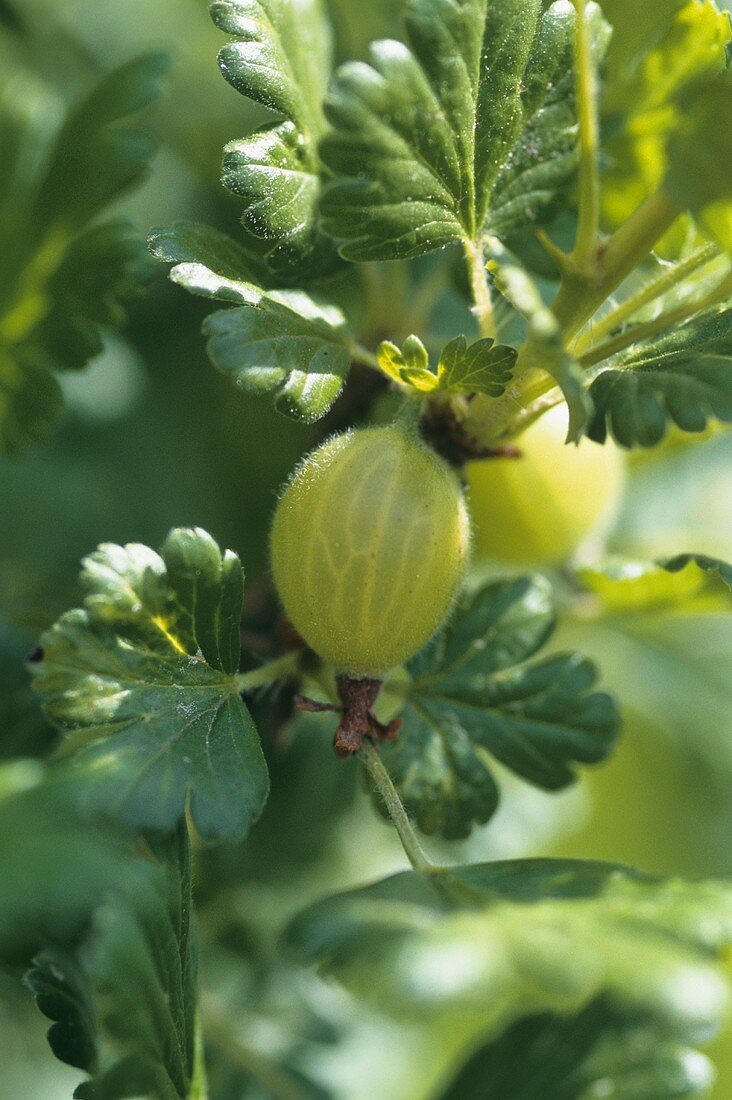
[466,405,625,565]
[271,425,470,676]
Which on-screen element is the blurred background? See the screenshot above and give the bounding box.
[1,0,731,1095]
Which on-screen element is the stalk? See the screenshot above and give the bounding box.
[571,0,601,274]
[359,739,438,877]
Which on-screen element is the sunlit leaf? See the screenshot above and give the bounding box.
[319,0,609,259]
[149,221,353,422]
[31,528,269,840]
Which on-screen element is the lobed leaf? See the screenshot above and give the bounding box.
[437,996,715,1099]
[212,0,340,278]
[586,305,732,448]
[30,528,269,841]
[602,1,730,227]
[377,577,619,838]
[377,333,516,396]
[319,0,609,260]
[149,221,353,421]
[0,56,165,453]
[27,826,199,1100]
[578,553,732,612]
[287,858,732,1049]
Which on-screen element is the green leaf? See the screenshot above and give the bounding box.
[666,72,732,255]
[586,306,732,448]
[148,221,353,422]
[212,0,340,279]
[0,56,166,453]
[488,241,589,440]
[377,333,516,396]
[661,552,732,592]
[577,554,732,612]
[319,0,609,260]
[0,620,55,760]
[377,577,619,838]
[0,767,144,964]
[437,996,715,1100]
[436,335,516,395]
[27,826,199,1100]
[602,1,730,227]
[287,858,732,1044]
[30,528,269,840]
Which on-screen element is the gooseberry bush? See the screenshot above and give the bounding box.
[2,0,732,1096]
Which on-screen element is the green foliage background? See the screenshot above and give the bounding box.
[0,0,731,1097]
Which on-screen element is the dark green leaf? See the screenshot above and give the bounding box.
[586,306,732,448]
[212,0,340,278]
[30,528,269,840]
[438,996,715,1100]
[0,767,143,963]
[436,335,516,395]
[27,826,199,1100]
[661,553,732,593]
[148,221,353,422]
[287,858,732,1043]
[0,57,165,453]
[377,577,619,838]
[319,0,609,260]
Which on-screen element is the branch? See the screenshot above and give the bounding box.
[571,0,601,274]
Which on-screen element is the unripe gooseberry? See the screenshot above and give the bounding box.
[466,404,625,565]
[271,423,471,677]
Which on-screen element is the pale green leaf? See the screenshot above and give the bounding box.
[666,72,732,256]
[287,858,732,1045]
[30,528,269,840]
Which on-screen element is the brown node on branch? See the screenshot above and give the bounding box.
[294,675,402,758]
[420,401,523,466]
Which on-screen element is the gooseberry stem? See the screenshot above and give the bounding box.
[359,739,437,877]
[233,652,301,693]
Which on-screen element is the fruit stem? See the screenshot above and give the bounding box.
[394,394,424,435]
[233,652,301,693]
[359,739,439,877]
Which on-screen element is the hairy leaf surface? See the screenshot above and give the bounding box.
[587,306,732,447]
[31,528,269,840]
[212,0,340,278]
[377,577,619,838]
[319,0,609,259]
[149,222,353,421]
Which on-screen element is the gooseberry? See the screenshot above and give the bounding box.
[466,404,625,565]
[271,422,470,677]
